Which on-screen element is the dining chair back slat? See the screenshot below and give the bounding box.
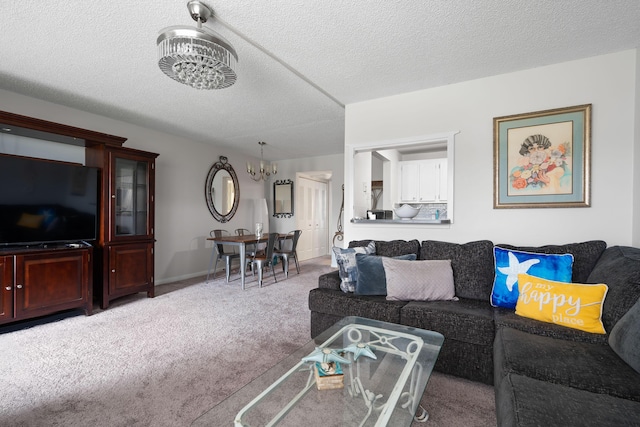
[274,230,301,278]
[246,232,279,287]
[236,228,260,256]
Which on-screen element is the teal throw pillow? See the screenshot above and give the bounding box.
[354,253,417,296]
[491,246,574,309]
[332,241,375,293]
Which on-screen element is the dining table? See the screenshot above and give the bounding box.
[206,233,292,290]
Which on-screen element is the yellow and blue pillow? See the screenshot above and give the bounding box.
[491,247,574,309]
[516,273,608,334]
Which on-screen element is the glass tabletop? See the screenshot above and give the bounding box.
[192,317,444,427]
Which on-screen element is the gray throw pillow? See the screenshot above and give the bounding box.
[383,258,457,301]
[354,253,417,296]
[609,297,640,374]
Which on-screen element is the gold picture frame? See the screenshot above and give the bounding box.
[493,104,591,208]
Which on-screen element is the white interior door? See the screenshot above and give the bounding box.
[296,177,328,261]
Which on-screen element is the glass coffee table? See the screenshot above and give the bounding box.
[192,316,444,427]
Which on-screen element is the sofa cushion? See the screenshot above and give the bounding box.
[515,273,607,334]
[308,288,407,324]
[609,296,640,374]
[383,259,456,301]
[420,240,495,300]
[493,308,609,345]
[332,241,375,292]
[494,327,640,401]
[401,298,494,346]
[496,373,640,427]
[310,311,343,339]
[587,246,640,332]
[349,239,420,258]
[354,253,416,296]
[491,247,574,309]
[497,240,606,283]
[432,338,495,385]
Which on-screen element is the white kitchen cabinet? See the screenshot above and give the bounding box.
[399,159,447,203]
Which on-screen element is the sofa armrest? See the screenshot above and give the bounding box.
[318,270,341,291]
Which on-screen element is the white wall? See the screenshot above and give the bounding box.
[353,151,373,219]
[267,153,344,251]
[345,50,638,247]
[0,89,268,284]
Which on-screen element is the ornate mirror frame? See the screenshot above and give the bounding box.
[205,156,240,223]
[273,179,294,218]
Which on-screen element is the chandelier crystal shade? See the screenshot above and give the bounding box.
[247,141,277,182]
[157,1,238,90]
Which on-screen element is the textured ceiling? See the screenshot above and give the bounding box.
[1,1,639,161]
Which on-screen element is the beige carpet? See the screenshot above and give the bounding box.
[0,256,495,426]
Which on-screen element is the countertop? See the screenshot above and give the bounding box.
[351,218,451,224]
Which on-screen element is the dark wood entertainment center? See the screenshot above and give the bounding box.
[1,244,93,322]
[0,110,158,325]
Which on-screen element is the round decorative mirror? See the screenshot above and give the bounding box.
[205,156,239,223]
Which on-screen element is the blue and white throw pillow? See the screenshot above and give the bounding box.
[491,246,574,309]
[333,241,376,293]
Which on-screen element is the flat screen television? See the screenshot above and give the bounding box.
[0,154,99,247]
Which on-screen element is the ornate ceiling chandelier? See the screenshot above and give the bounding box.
[247,141,277,182]
[157,1,238,90]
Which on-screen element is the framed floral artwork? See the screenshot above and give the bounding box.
[493,104,591,208]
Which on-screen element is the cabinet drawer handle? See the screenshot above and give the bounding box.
[112,269,116,273]
[16,284,23,289]
[4,286,11,291]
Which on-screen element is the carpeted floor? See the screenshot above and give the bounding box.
[0,257,496,426]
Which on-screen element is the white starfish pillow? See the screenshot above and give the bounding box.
[490,247,574,309]
[497,252,540,292]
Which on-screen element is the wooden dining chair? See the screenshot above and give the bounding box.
[246,232,279,287]
[207,229,240,283]
[274,230,302,278]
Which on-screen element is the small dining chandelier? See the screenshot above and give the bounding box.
[157,1,238,90]
[247,141,277,182]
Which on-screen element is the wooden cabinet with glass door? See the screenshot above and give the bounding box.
[86,145,158,309]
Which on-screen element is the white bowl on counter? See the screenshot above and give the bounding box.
[394,204,420,220]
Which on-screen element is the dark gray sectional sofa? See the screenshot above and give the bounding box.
[308,240,640,426]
